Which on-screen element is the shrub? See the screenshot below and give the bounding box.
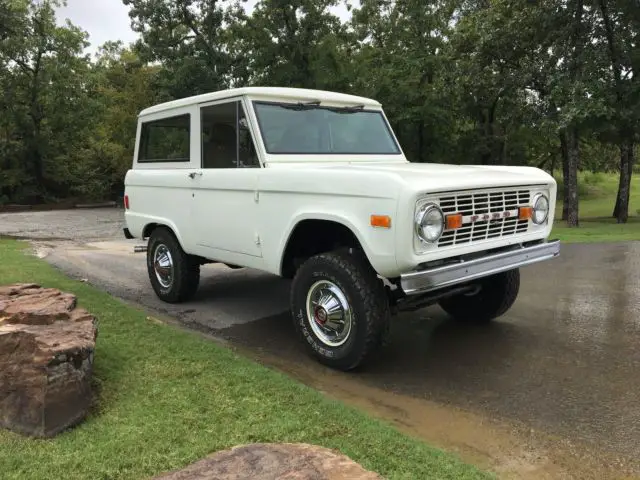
[582,171,605,186]
[554,174,594,199]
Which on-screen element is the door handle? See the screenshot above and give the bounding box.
[188,171,203,179]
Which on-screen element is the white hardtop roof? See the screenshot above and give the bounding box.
[139,87,381,117]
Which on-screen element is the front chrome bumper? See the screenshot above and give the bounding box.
[400,240,560,295]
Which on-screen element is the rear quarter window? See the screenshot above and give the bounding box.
[138,114,190,163]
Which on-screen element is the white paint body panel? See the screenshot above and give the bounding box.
[124,88,557,279]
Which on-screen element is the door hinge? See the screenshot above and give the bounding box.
[255,234,261,246]
[254,191,260,203]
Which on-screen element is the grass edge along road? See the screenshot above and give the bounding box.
[551,172,639,243]
[0,239,489,480]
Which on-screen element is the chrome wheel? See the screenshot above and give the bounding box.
[306,280,352,347]
[153,244,173,289]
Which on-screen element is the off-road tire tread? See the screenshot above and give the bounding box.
[439,269,520,323]
[147,227,200,303]
[492,269,520,318]
[291,248,390,371]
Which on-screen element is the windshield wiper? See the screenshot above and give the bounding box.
[326,104,366,114]
[278,101,366,113]
[279,100,322,111]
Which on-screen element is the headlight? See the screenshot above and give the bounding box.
[532,193,549,224]
[415,203,444,243]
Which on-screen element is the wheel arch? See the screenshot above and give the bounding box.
[142,219,186,249]
[278,214,374,279]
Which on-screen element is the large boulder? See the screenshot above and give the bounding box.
[154,443,382,480]
[0,283,98,437]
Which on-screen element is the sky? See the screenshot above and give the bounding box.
[56,0,138,52]
[55,0,355,54]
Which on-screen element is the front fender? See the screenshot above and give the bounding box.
[272,209,399,278]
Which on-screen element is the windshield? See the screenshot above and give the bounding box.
[252,101,401,155]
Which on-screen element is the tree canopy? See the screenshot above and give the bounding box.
[0,0,637,224]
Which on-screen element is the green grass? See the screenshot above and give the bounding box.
[0,239,489,480]
[551,172,640,243]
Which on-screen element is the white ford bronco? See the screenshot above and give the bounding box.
[123,87,560,370]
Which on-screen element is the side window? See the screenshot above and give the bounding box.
[138,114,190,163]
[238,106,259,167]
[201,101,260,169]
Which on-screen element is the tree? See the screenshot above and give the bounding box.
[228,0,350,91]
[556,0,590,227]
[80,42,161,199]
[447,0,600,227]
[446,0,537,167]
[350,0,458,163]
[123,0,232,99]
[593,0,639,223]
[0,0,93,202]
[0,0,634,221]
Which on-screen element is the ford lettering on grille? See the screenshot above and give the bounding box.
[437,188,531,247]
[465,209,517,224]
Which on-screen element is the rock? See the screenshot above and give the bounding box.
[154,443,382,480]
[0,283,98,437]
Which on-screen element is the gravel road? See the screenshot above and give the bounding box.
[0,208,124,241]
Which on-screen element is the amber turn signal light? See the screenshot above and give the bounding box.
[519,206,533,220]
[370,215,392,228]
[445,214,463,230]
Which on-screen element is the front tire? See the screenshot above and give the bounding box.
[147,228,200,303]
[438,269,520,323]
[290,248,390,371]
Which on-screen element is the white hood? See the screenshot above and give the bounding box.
[268,160,556,194]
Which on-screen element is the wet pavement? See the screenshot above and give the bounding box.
[1,209,639,478]
[218,241,640,477]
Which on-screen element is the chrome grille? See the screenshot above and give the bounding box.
[438,188,531,247]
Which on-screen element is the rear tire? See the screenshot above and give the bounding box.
[147,228,200,303]
[290,248,390,371]
[438,269,520,323]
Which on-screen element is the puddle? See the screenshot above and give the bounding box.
[233,346,637,480]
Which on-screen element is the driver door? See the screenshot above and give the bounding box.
[189,99,263,266]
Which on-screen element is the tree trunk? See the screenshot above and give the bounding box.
[559,0,584,226]
[418,120,424,163]
[613,140,635,223]
[27,49,44,197]
[560,131,569,221]
[613,166,621,217]
[597,0,634,223]
[564,127,580,227]
[498,136,507,165]
[480,118,493,165]
[478,108,491,165]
